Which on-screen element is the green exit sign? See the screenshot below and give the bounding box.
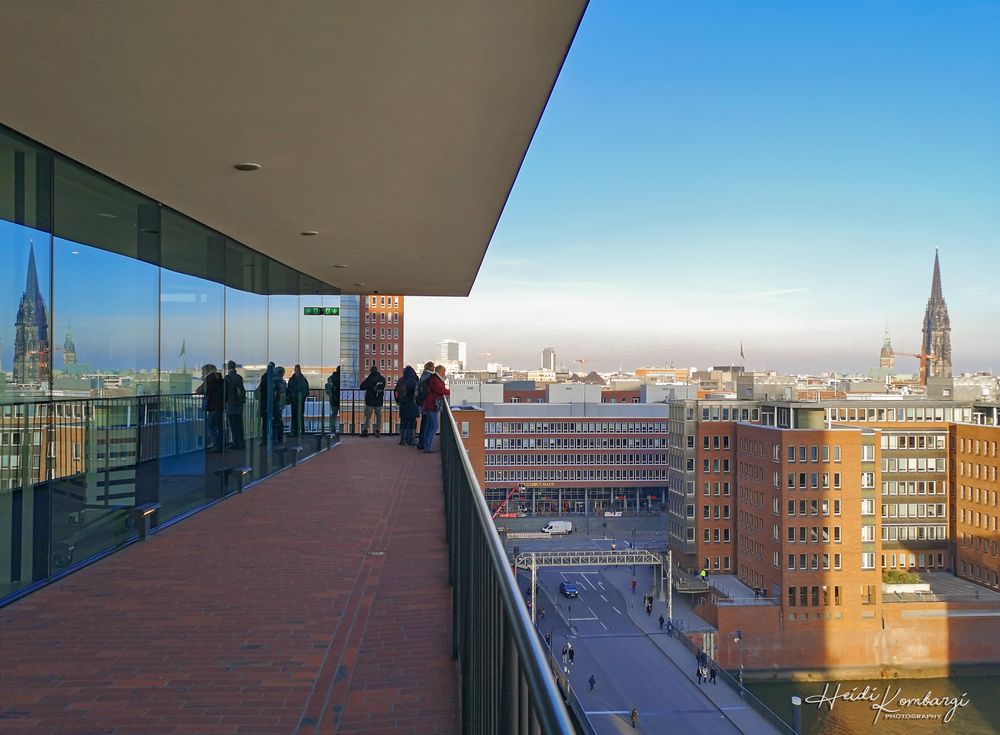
[303,306,340,316]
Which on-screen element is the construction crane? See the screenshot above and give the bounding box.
[891,349,936,386]
[492,485,525,520]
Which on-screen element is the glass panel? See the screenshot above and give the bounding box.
[158,211,225,523]
[50,224,159,571]
[296,273,324,437]
[54,158,159,266]
[266,265,299,455]
[0,127,53,233]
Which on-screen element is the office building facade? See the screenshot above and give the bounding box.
[359,294,404,386]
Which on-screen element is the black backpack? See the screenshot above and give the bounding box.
[414,375,431,407]
[393,381,408,405]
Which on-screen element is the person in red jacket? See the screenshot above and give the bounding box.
[421,364,450,453]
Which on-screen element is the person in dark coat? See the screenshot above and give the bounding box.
[223,360,246,449]
[286,364,310,437]
[197,364,224,452]
[359,365,386,437]
[255,363,273,444]
[324,366,341,436]
[420,364,450,453]
[272,366,287,445]
[415,361,435,450]
[396,365,419,446]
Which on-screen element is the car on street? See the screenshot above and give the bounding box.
[559,581,579,598]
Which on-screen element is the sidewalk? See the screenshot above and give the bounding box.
[600,565,785,735]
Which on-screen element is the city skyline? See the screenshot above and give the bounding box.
[405,0,1000,374]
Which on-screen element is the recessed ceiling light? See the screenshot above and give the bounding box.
[70,250,80,255]
[234,162,261,172]
[353,282,365,287]
[96,212,117,219]
[300,230,319,236]
[333,264,347,269]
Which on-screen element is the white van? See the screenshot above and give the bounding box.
[541,520,573,535]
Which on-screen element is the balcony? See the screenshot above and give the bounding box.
[0,403,576,734]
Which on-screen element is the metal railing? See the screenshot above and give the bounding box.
[672,627,797,735]
[441,400,578,734]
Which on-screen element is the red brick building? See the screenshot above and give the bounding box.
[952,422,1000,589]
[360,294,404,386]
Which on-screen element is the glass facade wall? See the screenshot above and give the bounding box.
[0,126,345,601]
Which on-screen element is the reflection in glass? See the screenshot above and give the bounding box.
[1,221,52,405]
[0,128,342,604]
[158,212,225,522]
[52,239,159,394]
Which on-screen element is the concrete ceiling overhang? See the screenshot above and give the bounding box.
[0,1,587,295]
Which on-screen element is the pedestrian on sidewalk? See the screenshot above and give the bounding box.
[645,600,652,616]
[545,631,551,647]
[589,674,596,691]
[666,620,674,637]
[697,665,704,684]
[658,614,664,630]
[567,643,575,665]
[710,663,718,685]
[630,708,638,728]
[631,578,636,594]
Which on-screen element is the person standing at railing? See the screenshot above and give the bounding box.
[197,364,224,452]
[395,365,419,446]
[359,364,386,437]
[223,360,246,449]
[272,366,287,445]
[286,364,310,437]
[420,364,450,454]
[414,361,435,450]
[255,363,274,445]
[324,366,341,436]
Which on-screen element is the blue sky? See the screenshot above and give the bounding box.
[407,0,1000,374]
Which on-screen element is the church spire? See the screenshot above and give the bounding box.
[921,248,952,382]
[13,240,50,385]
[930,246,943,301]
[25,241,41,299]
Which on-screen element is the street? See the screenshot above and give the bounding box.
[516,535,742,734]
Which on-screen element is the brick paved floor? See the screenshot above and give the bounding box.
[0,438,460,735]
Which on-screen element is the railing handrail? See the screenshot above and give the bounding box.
[441,400,576,733]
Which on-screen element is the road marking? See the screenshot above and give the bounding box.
[611,606,622,615]
[587,606,598,618]
[720,705,748,711]
[569,616,598,621]
[600,595,608,602]
[600,621,608,630]
[584,710,631,715]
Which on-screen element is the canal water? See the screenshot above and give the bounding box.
[748,675,1000,735]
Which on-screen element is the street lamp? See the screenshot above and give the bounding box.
[631,528,637,576]
[733,629,744,697]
